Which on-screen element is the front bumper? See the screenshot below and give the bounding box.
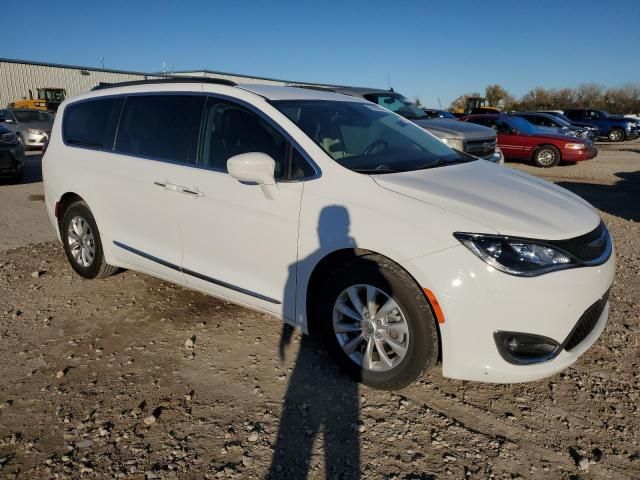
[480,150,504,165]
[0,143,25,177]
[23,130,50,149]
[402,242,615,383]
[563,145,598,162]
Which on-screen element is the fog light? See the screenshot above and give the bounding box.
[494,331,560,365]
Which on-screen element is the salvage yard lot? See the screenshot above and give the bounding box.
[0,143,639,479]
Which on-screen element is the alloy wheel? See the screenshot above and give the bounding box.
[67,216,96,268]
[537,148,556,167]
[608,130,623,142]
[332,284,409,372]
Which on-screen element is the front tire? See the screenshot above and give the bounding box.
[315,254,439,390]
[533,145,561,168]
[607,128,625,142]
[61,201,118,279]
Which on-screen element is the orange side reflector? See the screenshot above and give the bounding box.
[423,288,445,324]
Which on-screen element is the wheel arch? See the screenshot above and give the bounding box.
[305,247,443,361]
[56,192,86,233]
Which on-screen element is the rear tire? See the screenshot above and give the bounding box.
[61,201,118,279]
[533,145,561,168]
[315,254,439,390]
[607,128,624,142]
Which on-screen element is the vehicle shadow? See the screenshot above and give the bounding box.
[268,206,362,479]
[556,170,640,222]
[0,153,43,186]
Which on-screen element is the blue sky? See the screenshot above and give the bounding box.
[2,0,639,107]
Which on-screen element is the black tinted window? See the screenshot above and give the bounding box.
[115,95,205,164]
[199,98,313,180]
[63,97,124,149]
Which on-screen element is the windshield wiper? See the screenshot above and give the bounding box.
[352,166,402,174]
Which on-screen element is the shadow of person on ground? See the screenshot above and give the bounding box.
[556,170,640,222]
[267,206,362,480]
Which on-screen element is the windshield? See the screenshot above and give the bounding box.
[506,116,538,135]
[38,89,65,102]
[274,100,472,174]
[362,93,428,120]
[13,110,54,124]
[546,112,574,124]
[545,115,571,128]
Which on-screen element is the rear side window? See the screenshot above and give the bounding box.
[63,97,124,149]
[115,95,205,164]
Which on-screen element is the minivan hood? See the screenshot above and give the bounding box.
[373,160,600,240]
[413,118,496,140]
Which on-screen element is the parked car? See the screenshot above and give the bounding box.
[0,109,55,150]
[0,123,25,180]
[422,108,457,119]
[461,114,598,167]
[320,87,503,164]
[43,79,614,389]
[537,111,599,138]
[563,109,639,142]
[511,112,595,142]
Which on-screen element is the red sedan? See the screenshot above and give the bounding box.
[460,114,598,168]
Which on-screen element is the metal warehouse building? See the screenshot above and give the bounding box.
[0,58,326,108]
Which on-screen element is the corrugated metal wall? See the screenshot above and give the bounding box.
[0,61,164,108]
[0,60,318,108]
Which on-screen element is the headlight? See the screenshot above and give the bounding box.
[454,233,577,276]
[27,128,44,135]
[0,132,17,143]
[441,137,464,151]
[564,143,585,150]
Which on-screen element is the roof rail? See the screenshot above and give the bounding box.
[91,76,237,91]
[288,84,336,92]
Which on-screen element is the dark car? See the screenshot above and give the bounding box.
[460,114,597,168]
[563,108,639,142]
[0,123,26,180]
[422,108,457,119]
[511,112,596,142]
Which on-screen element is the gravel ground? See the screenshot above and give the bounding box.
[0,141,639,479]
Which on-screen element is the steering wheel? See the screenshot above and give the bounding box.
[363,139,389,156]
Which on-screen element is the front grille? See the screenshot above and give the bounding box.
[564,289,610,351]
[546,221,610,263]
[464,137,496,157]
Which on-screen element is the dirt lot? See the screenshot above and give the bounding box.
[0,143,639,479]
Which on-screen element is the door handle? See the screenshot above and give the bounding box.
[154,181,203,198]
[178,186,204,198]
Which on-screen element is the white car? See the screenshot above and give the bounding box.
[42,79,615,389]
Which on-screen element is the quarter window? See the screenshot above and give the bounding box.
[63,97,124,149]
[115,95,205,164]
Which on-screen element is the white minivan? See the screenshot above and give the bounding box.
[43,79,615,389]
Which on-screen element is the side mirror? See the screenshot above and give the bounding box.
[1,119,12,124]
[227,152,279,199]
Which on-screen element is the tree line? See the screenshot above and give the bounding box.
[449,83,640,114]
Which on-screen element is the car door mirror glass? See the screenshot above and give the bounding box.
[227,152,279,199]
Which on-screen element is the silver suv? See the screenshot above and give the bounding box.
[317,87,503,164]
